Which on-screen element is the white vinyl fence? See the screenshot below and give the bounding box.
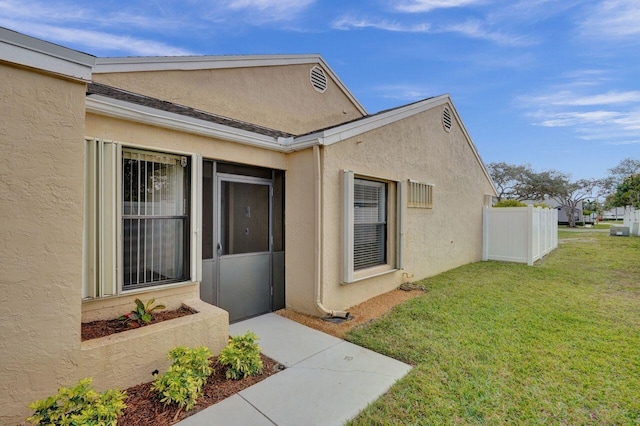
[483,205,558,266]
[623,207,640,236]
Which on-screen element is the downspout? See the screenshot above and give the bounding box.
[313,144,349,319]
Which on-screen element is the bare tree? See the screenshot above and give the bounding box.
[486,162,532,201]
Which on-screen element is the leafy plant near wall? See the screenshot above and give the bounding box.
[119,298,166,324]
[218,331,264,380]
[152,346,213,412]
[26,378,126,426]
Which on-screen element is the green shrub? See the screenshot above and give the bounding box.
[119,298,166,324]
[152,346,213,411]
[218,331,264,380]
[494,199,527,207]
[27,378,126,426]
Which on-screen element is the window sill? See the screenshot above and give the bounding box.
[345,265,399,285]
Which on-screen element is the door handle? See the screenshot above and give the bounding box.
[217,242,223,256]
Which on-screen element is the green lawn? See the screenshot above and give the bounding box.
[346,230,640,425]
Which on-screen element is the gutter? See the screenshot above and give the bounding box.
[313,145,349,319]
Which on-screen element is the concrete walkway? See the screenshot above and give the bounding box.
[178,313,412,426]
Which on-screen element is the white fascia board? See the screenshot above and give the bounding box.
[292,95,451,148]
[0,27,94,81]
[86,95,292,152]
[94,54,368,116]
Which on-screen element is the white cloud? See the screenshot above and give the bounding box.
[0,19,194,56]
[332,16,431,32]
[218,0,315,23]
[371,84,435,101]
[440,19,536,46]
[525,90,640,107]
[393,0,487,13]
[580,0,640,39]
[520,69,640,146]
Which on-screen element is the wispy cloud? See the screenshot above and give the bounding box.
[215,0,315,24]
[370,84,435,101]
[332,16,430,32]
[525,90,640,107]
[393,0,487,13]
[0,19,195,56]
[580,0,640,39]
[0,0,195,55]
[520,71,640,146]
[442,19,536,46]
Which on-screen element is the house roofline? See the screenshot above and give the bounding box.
[0,27,95,81]
[293,94,497,195]
[86,88,497,193]
[86,94,294,152]
[93,54,368,116]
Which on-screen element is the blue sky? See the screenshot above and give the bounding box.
[2,0,639,180]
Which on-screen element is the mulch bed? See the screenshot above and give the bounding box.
[119,353,282,425]
[81,306,196,341]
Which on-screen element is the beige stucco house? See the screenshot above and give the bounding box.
[0,27,496,423]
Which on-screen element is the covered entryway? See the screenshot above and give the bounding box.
[201,161,285,322]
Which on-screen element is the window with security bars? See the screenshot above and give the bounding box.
[122,149,190,290]
[353,178,387,270]
[408,180,434,208]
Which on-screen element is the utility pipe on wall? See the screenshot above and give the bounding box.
[313,144,349,319]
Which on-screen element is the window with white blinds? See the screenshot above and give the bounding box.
[122,149,190,290]
[353,179,387,270]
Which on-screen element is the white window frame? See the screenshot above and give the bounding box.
[342,170,404,284]
[83,138,201,300]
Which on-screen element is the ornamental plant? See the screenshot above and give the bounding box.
[152,346,213,411]
[119,298,166,324]
[218,331,263,380]
[26,378,126,426]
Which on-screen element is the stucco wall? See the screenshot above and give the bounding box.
[283,149,317,315]
[93,64,363,135]
[0,62,88,424]
[320,103,495,311]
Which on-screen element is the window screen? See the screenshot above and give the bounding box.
[353,178,387,270]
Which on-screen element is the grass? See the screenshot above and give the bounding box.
[346,230,640,425]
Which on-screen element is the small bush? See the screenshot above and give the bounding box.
[27,378,126,426]
[152,346,212,411]
[494,199,527,207]
[218,331,264,380]
[119,298,166,324]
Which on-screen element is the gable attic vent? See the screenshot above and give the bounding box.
[442,106,453,132]
[310,66,328,93]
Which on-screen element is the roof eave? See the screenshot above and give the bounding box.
[0,27,95,81]
[86,94,295,152]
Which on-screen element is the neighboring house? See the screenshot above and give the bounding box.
[524,198,592,225]
[0,28,496,423]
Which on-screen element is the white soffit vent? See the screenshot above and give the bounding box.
[310,66,328,93]
[442,106,453,132]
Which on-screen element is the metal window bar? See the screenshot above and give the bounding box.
[122,149,189,290]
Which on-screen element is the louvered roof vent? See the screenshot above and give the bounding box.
[442,106,452,132]
[310,66,327,93]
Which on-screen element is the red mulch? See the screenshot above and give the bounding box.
[81,307,195,341]
[118,353,282,425]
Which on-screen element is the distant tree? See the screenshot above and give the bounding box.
[599,158,640,200]
[609,174,640,209]
[548,177,597,227]
[486,162,532,201]
[518,169,568,201]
